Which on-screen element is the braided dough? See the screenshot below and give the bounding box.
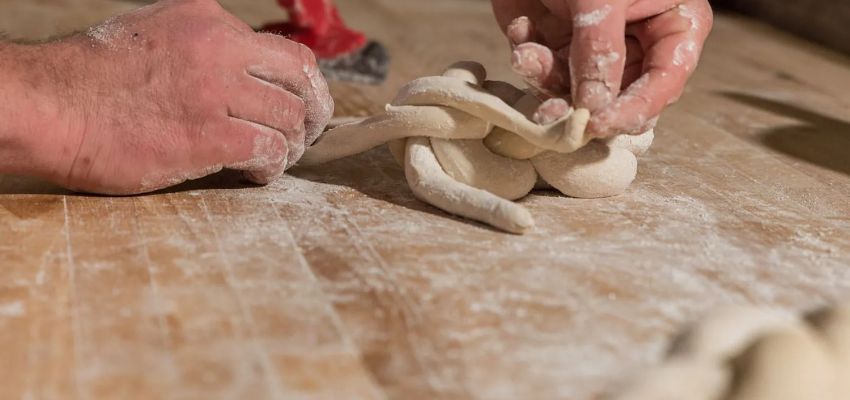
[302,62,654,233]
[609,302,850,400]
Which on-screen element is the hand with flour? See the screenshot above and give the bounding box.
[491,0,712,137]
[0,0,332,194]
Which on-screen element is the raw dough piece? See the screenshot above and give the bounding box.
[668,306,797,361]
[404,137,534,234]
[532,142,638,199]
[392,75,591,153]
[609,358,729,400]
[301,105,491,166]
[610,302,850,400]
[484,94,547,160]
[806,302,850,393]
[430,138,537,201]
[606,129,656,156]
[727,326,837,400]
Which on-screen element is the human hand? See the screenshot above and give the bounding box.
[491,0,712,138]
[13,0,333,194]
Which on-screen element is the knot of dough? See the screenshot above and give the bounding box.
[608,302,850,400]
[301,61,654,233]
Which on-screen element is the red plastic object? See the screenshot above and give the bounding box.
[264,0,368,59]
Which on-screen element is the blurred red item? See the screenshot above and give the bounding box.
[264,0,368,58]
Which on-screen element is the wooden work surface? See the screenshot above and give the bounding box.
[1,1,849,399]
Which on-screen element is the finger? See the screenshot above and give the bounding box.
[511,42,570,95]
[507,16,537,45]
[589,0,712,137]
[493,1,570,48]
[247,33,334,153]
[222,118,290,184]
[533,98,571,124]
[569,1,628,112]
[491,0,548,33]
[227,76,306,168]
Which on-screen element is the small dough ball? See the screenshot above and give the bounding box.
[484,94,544,160]
[531,142,637,199]
[442,61,487,86]
[606,129,655,156]
[609,358,729,400]
[727,326,838,400]
[431,138,536,201]
[806,303,850,393]
[485,129,544,160]
[668,306,797,362]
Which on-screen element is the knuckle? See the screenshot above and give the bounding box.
[296,42,320,68]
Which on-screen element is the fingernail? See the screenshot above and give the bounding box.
[534,98,571,124]
[511,47,543,79]
[507,16,532,45]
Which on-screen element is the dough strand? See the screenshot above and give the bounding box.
[609,301,850,400]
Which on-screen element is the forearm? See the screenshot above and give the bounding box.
[0,40,82,182]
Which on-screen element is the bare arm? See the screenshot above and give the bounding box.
[0,0,334,194]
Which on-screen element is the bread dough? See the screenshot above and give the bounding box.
[606,129,656,156]
[405,137,534,234]
[667,306,797,361]
[430,138,537,201]
[610,302,850,400]
[484,94,547,160]
[392,75,592,154]
[532,142,638,199]
[609,358,729,400]
[300,105,491,166]
[301,61,654,233]
[806,303,850,394]
[727,326,837,400]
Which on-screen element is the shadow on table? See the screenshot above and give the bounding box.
[722,92,850,177]
[0,170,256,196]
[289,148,507,233]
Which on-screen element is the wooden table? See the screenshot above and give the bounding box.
[1,1,849,399]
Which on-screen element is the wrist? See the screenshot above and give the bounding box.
[0,40,87,184]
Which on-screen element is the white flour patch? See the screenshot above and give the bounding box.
[575,5,613,28]
[677,4,700,30]
[87,17,125,49]
[0,301,25,317]
[591,51,621,73]
[673,41,697,68]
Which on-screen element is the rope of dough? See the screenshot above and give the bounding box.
[300,105,492,166]
[404,137,535,234]
[392,76,592,154]
[608,302,850,400]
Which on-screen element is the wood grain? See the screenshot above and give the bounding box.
[1,1,849,399]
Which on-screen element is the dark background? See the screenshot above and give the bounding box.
[713,0,850,54]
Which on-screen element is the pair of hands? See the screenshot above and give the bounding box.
[2,0,711,194]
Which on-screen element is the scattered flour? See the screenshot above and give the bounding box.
[86,17,124,49]
[677,4,700,30]
[673,41,698,68]
[575,5,613,28]
[0,301,25,317]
